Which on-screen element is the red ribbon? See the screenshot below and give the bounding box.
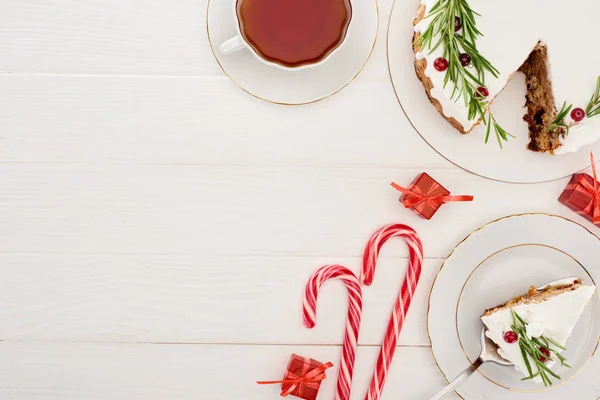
[576,152,600,225]
[390,182,473,208]
[257,361,333,397]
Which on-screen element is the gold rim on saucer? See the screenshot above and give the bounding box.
[454,243,599,393]
[206,0,379,106]
[426,212,600,399]
[385,0,596,184]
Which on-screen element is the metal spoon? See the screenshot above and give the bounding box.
[427,327,512,400]
[428,277,579,400]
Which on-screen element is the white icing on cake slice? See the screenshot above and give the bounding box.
[414,0,600,152]
[481,284,596,380]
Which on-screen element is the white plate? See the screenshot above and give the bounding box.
[387,0,600,183]
[206,0,378,105]
[428,213,600,399]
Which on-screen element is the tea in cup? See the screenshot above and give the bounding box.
[220,0,353,70]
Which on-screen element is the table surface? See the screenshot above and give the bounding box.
[0,1,592,399]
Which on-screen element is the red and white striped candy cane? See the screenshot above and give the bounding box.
[303,265,363,400]
[361,224,423,400]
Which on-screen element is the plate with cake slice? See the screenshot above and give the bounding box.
[387,0,600,183]
[428,213,600,399]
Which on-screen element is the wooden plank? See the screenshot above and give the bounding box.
[0,164,574,257]
[0,254,437,345]
[0,0,218,75]
[0,0,394,76]
[0,75,447,168]
[0,342,459,400]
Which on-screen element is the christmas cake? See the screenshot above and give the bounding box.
[481,278,596,386]
[413,0,600,153]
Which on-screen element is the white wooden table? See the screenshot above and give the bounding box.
[0,1,590,399]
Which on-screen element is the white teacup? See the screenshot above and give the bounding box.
[219,0,353,71]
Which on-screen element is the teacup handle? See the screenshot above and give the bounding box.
[220,35,246,55]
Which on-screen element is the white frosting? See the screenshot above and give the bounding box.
[526,322,545,339]
[481,284,596,380]
[415,0,600,151]
[555,120,600,154]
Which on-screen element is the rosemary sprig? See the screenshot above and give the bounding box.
[586,76,600,118]
[510,310,570,387]
[548,102,573,135]
[415,0,510,146]
[485,113,515,148]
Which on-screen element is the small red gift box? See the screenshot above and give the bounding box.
[257,354,333,400]
[559,153,600,225]
[282,354,328,400]
[391,173,474,220]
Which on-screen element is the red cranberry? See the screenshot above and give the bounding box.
[434,57,449,72]
[503,331,518,344]
[539,347,551,363]
[571,107,586,122]
[477,86,490,98]
[459,53,471,67]
[455,16,462,32]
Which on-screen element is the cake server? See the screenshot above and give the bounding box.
[427,327,512,400]
[427,277,578,400]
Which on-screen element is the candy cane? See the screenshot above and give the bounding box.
[361,224,423,400]
[303,265,363,400]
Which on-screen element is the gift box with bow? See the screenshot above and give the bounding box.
[391,172,474,220]
[257,354,333,400]
[559,153,600,226]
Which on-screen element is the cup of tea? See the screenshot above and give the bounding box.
[219,0,353,70]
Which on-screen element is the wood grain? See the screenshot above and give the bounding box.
[0,164,574,258]
[0,0,217,75]
[0,0,588,398]
[0,0,394,76]
[0,254,438,345]
[0,75,446,167]
[0,342,460,400]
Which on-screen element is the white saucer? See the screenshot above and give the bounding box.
[387,0,600,183]
[428,213,600,399]
[206,0,379,105]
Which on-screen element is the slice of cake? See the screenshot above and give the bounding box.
[413,0,600,153]
[481,278,596,386]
